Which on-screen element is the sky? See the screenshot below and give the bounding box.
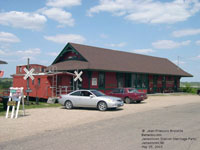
[0,0,200,82]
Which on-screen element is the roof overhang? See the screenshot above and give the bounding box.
[0,60,7,64]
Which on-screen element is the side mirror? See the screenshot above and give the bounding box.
[90,95,94,98]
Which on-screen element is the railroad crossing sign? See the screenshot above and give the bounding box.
[74,71,83,82]
[23,68,35,80]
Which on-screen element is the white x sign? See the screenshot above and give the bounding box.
[23,68,35,80]
[74,71,83,82]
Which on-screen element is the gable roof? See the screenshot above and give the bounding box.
[48,43,192,77]
[0,60,7,64]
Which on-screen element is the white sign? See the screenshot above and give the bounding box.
[92,78,97,86]
[23,68,35,80]
[6,87,25,119]
[74,71,83,82]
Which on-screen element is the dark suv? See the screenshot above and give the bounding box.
[108,88,147,104]
[197,89,200,95]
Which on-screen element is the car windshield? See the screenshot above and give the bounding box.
[128,89,139,93]
[91,90,105,97]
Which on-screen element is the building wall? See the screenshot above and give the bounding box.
[13,75,51,99]
[81,70,180,94]
[16,65,46,74]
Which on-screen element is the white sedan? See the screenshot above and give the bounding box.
[58,90,124,111]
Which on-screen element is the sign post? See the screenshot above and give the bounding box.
[5,87,24,119]
[23,58,34,105]
[74,70,83,90]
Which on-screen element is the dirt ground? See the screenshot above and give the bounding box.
[0,95,199,143]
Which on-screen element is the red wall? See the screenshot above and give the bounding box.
[13,74,72,99]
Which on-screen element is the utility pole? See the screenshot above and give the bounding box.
[177,56,180,67]
[26,58,30,105]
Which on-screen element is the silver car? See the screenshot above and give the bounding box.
[58,90,124,111]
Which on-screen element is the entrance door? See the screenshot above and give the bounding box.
[153,75,158,93]
[125,73,131,87]
[162,76,166,92]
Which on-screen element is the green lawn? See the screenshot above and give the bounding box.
[0,102,61,116]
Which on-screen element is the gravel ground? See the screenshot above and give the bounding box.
[0,95,199,143]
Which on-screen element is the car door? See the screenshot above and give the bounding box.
[111,88,124,98]
[68,91,81,107]
[77,91,94,107]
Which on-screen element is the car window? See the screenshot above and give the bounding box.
[91,90,105,97]
[112,89,120,93]
[128,89,139,93]
[80,91,92,97]
[70,91,81,96]
[120,89,124,93]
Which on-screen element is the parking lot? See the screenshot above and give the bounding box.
[0,94,199,143]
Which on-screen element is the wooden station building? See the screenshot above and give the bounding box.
[13,43,192,99]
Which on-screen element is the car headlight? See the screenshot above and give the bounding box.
[107,99,114,102]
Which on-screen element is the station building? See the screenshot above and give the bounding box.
[13,43,192,99]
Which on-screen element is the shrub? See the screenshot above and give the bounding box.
[181,83,197,94]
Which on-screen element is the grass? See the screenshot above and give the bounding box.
[148,92,196,96]
[0,102,61,116]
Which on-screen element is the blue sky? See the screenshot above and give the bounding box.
[0,0,200,82]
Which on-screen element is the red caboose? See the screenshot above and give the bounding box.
[12,64,74,99]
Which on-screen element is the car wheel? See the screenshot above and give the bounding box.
[125,97,131,104]
[136,101,141,103]
[98,101,107,111]
[65,100,73,109]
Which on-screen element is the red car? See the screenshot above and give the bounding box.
[109,88,147,104]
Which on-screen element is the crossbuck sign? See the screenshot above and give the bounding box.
[74,71,83,82]
[23,68,35,80]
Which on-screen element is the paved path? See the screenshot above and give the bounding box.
[0,102,200,150]
[0,95,199,144]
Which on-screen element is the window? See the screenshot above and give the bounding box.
[98,72,105,88]
[112,89,120,93]
[132,74,136,88]
[141,74,147,88]
[125,73,131,87]
[117,73,124,88]
[38,78,41,86]
[128,88,139,93]
[80,91,92,97]
[19,67,22,73]
[120,89,124,93]
[137,74,142,88]
[91,90,105,97]
[70,91,81,96]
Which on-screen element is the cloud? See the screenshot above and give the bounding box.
[0,32,20,43]
[196,40,200,46]
[44,34,86,44]
[152,40,191,49]
[132,49,154,54]
[46,52,59,56]
[197,55,200,59]
[88,0,200,24]
[172,28,200,37]
[173,60,186,65]
[100,33,108,39]
[46,0,81,8]
[0,50,6,55]
[16,48,41,56]
[40,8,74,27]
[107,42,126,47]
[0,11,47,30]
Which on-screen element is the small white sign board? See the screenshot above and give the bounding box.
[74,71,83,82]
[92,78,97,86]
[5,87,24,119]
[23,68,35,80]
